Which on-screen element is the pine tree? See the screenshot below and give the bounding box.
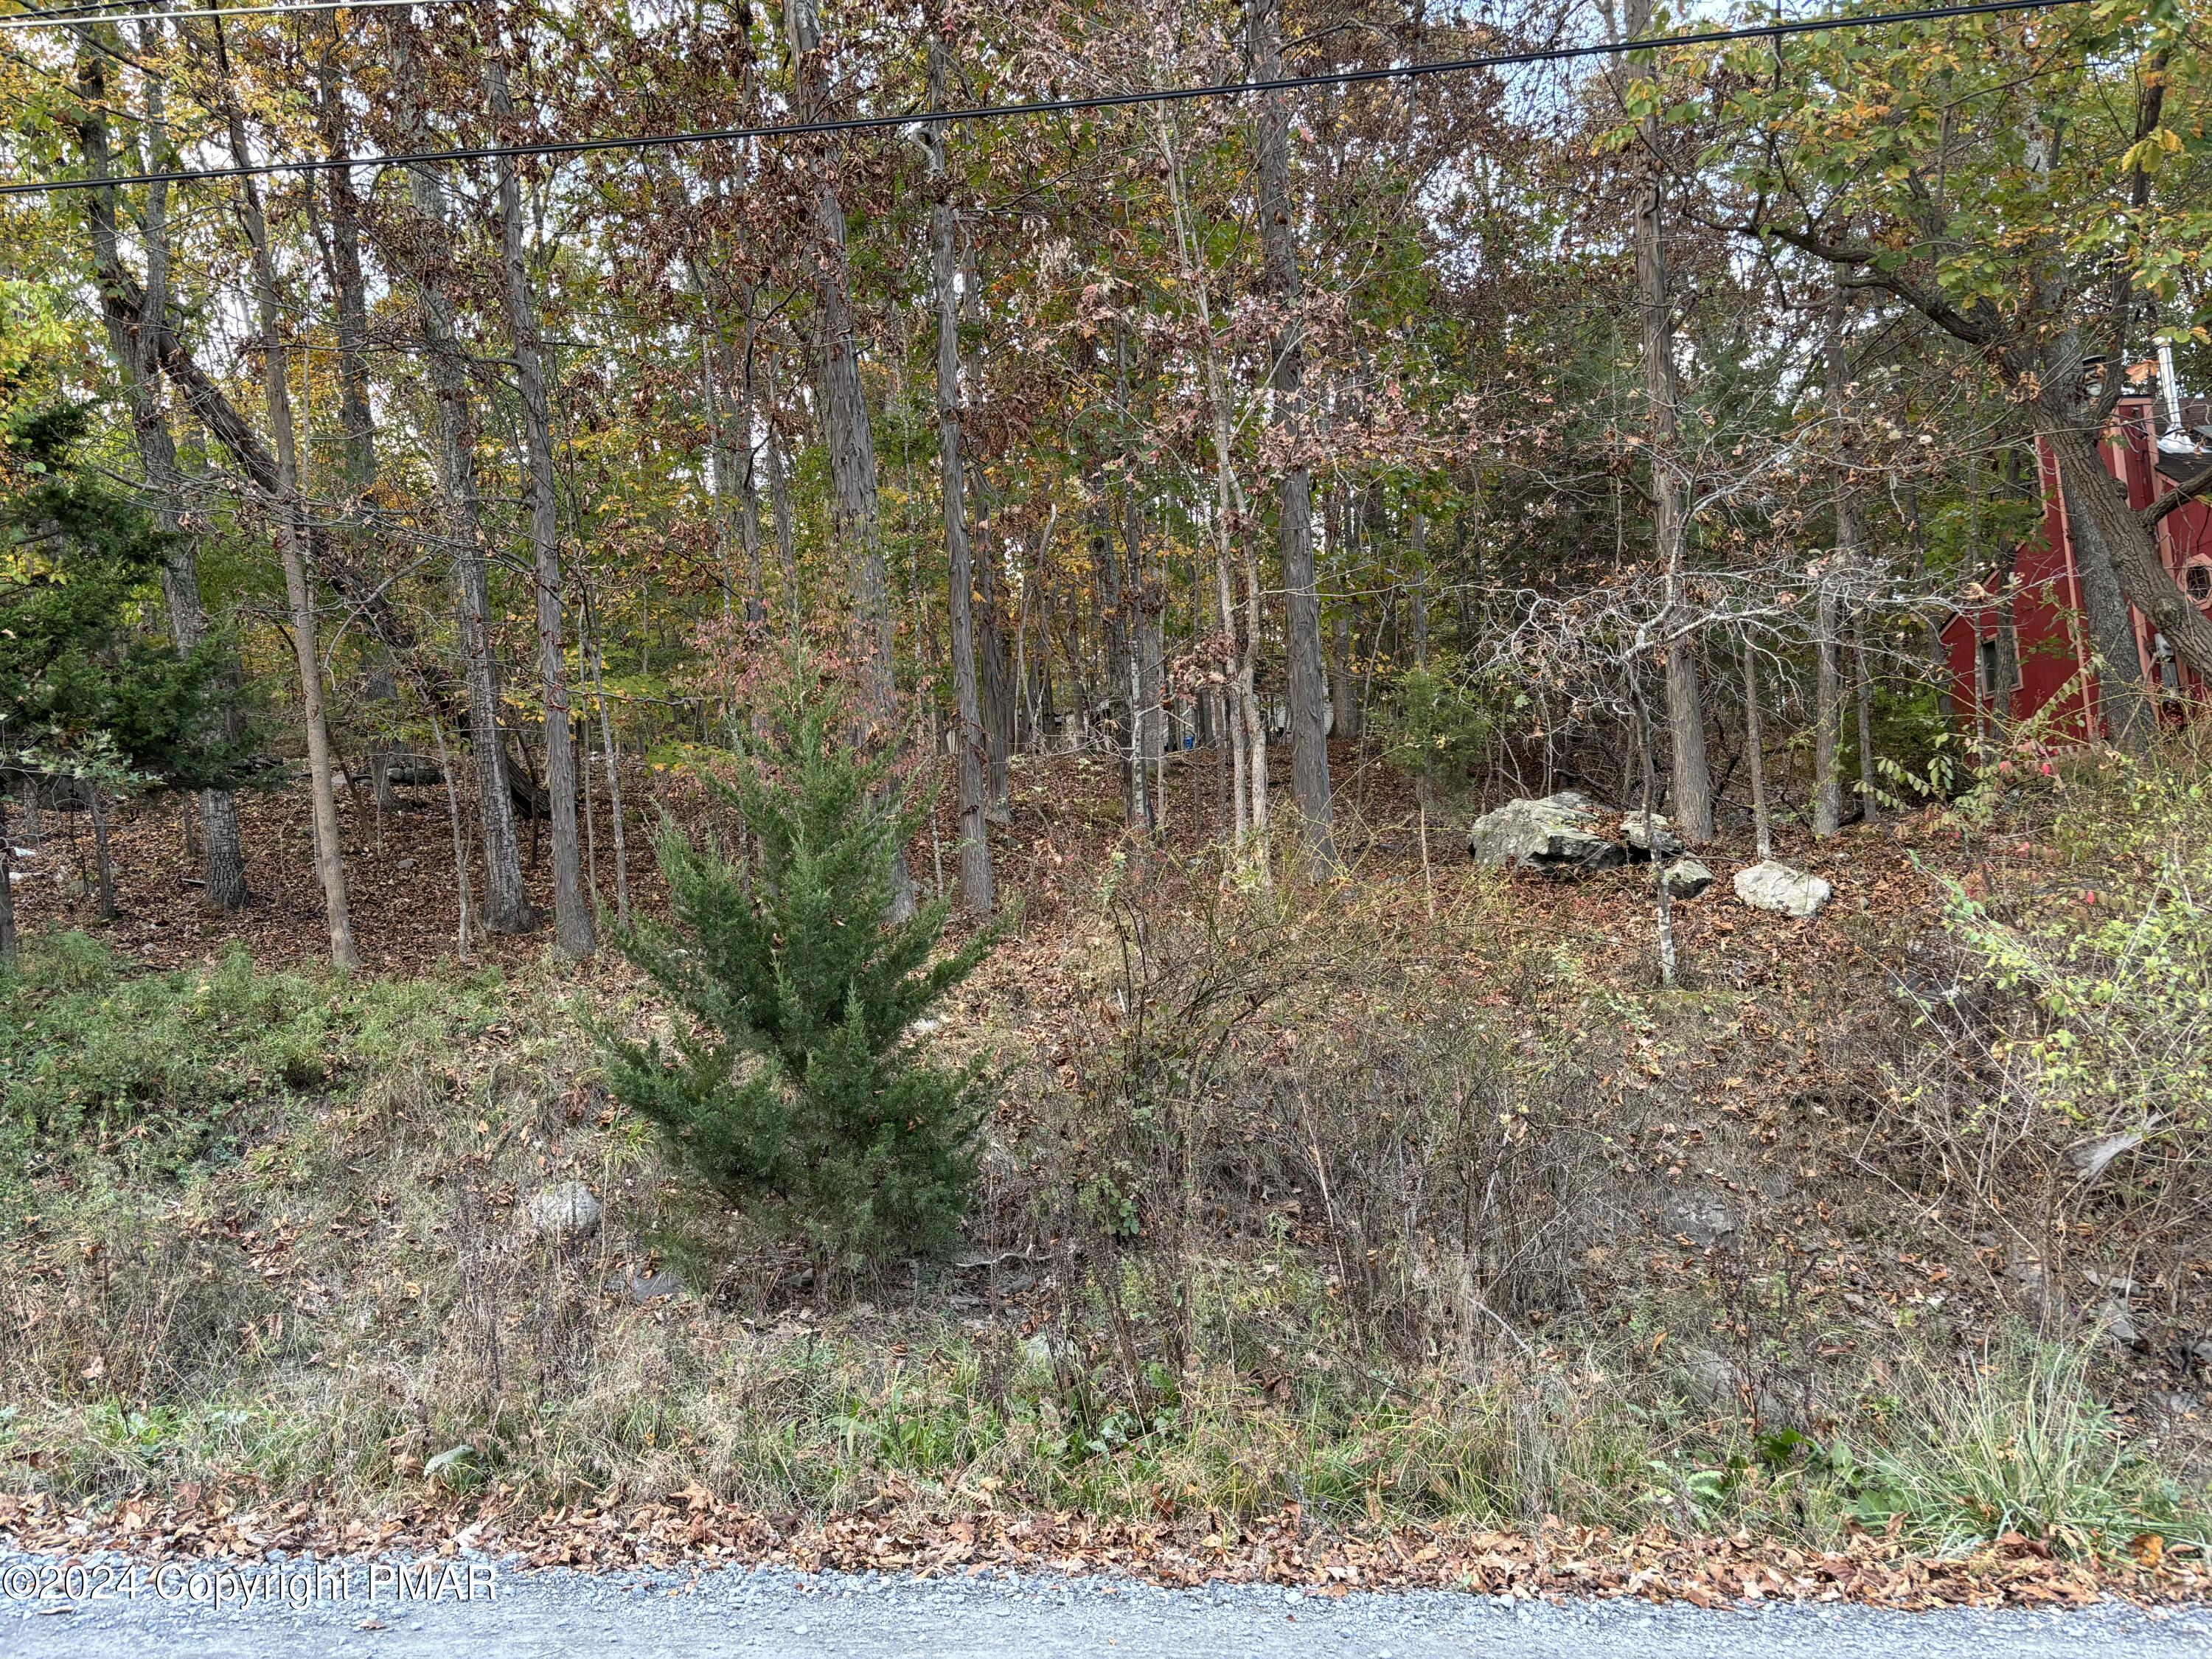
[606,671,997,1265]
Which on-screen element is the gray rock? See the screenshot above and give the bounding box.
[1663,1192,1738,1248]
[617,1264,686,1304]
[1661,857,1713,899]
[2090,1299,2140,1350]
[524,1180,601,1239]
[1679,1348,1743,1405]
[1467,791,1626,876]
[1732,860,1833,919]
[1620,812,1685,858]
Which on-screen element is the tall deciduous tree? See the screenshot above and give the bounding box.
[490,52,592,959]
[928,37,993,917]
[787,0,914,919]
[210,20,358,969]
[1253,0,1335,873]
[1618,0,1713,845]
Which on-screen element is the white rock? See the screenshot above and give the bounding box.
[1732,860,1832,919]
[524,1180,600,1239]
[1661,857,1713,899]
[1466,791,1626,875]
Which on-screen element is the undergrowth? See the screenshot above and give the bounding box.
[1,795,2206,1562]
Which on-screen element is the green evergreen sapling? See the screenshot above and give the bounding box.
[607,676,998,1265]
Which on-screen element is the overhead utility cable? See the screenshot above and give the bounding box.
[0,0,2101,198]
[0,0,447,30]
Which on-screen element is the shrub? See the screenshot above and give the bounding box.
[607,675,997,1267]
[1891,737,2212,1293]
[1373,650,1509,805]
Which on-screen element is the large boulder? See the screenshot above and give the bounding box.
[1619,811,1685,858]
[1467,791,1627,876]
[1732,860,1833,919]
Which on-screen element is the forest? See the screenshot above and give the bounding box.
[1,0,2211,1610]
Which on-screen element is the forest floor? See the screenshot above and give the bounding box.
[3,740,2209,1608]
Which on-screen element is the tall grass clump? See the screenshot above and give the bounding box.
[1851,1335,2190,1555]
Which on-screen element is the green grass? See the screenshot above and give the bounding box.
[0,931,506,1197]
[1848,1335,2196,1555]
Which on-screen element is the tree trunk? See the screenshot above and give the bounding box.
[585,617,631,931]
[1253,0,1333,872]
[427,707,472,959]
[1854,608,1878,821]
[975,506,1015,825]
[216,30,357,970]
[787,0,914,918]
[1127,487,1164,835]
[764,363,802,621]
[1409,508,1429,665]
[491,59,593,959]
[724,311,769,626]
[315,49,378,506]
[1330,607,1360,741]
[0,804,16,970]
[1154,116,1251,847]
[1632,674,1677,989]
[957,245,1015,824]
[75,44,250,914]
[1624,0,1712,845]
[2037,414,2154,745]
[1814,283,1866,837]
[928,44,992,917]
[1103,346,1140,831]
[390,25,535,935]
[87,785,116,921]
[1813,576,1843,838]
[1743,636,1772,860]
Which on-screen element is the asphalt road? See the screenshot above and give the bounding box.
[1,1551,2202,1658]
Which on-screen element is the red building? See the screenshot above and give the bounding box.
[1942,390,2212,740]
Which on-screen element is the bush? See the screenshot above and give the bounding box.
[1374,650,1509,805]
[607,675,997,1267]
[1891,737,2212,1294]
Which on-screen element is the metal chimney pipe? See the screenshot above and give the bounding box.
[2157,341,2186,435]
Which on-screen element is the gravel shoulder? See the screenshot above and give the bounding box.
[3,1549,2205,1658]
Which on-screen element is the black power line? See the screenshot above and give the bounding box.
[0,0,445,31]
[0,0,2100,198]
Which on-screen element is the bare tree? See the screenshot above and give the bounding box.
[787,0,915,918]
[928,38,992,916]
[386,19,535,936]
[211,21,357,969]
[1253,0,1334,872]
[491,55,592,959]
[74,35,249,914]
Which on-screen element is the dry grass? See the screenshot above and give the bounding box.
[2,758,2208,1559]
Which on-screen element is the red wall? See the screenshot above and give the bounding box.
[1942,397,2212,742]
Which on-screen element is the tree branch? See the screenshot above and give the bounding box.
[2142,458,2212,532]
